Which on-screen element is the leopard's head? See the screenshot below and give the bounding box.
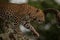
[29,9,45,24]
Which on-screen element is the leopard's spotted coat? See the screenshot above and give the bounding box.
[0,3,45,40]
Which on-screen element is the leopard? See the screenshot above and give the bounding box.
[0,3,45,40]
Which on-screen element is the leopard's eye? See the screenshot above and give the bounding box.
[36,9,39,12]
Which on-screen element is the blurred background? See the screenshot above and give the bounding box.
[0,0,60,40]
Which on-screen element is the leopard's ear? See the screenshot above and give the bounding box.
[36,9,39,12]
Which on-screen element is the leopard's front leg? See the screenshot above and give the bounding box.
[21,21,40,37]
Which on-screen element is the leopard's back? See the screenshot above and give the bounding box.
[0,3,44,20]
